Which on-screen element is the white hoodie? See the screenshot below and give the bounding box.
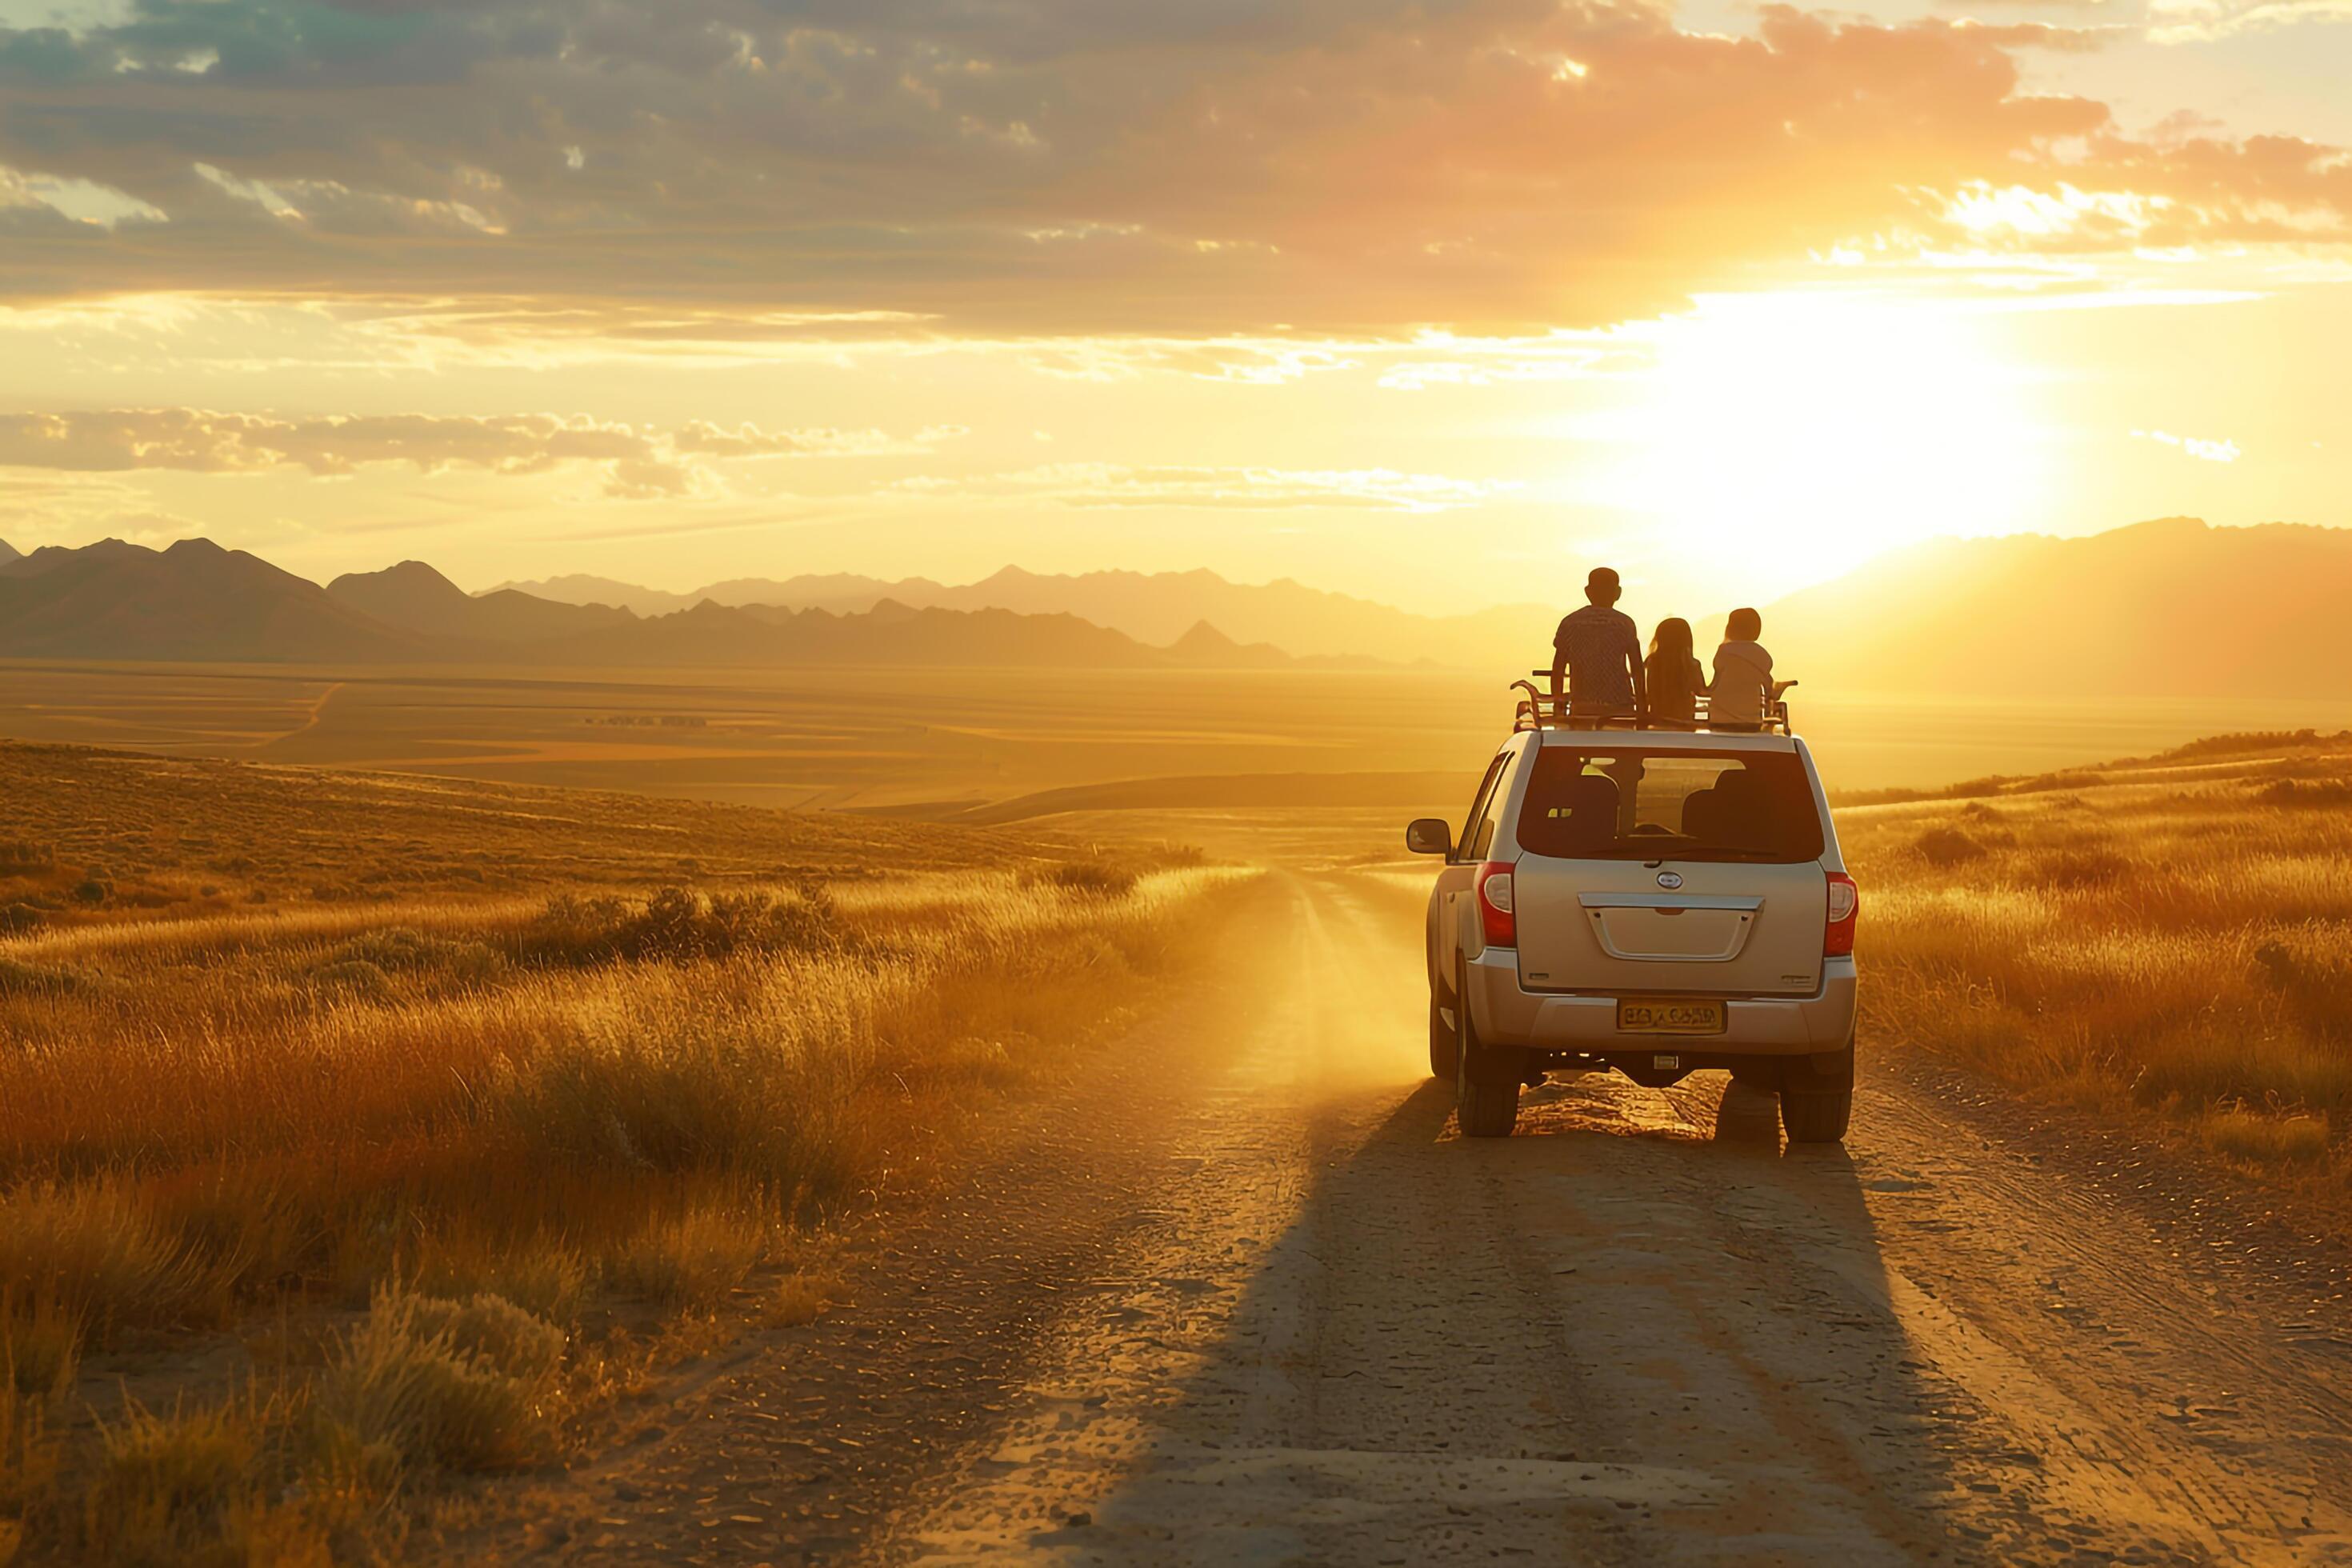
[1709,640,1775,723]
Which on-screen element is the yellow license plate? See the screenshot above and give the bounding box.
[1616,998,1726,1034]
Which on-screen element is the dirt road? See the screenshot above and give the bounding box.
[486,872,2352,1566]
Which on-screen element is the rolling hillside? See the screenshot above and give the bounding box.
[1759,518,2352,699]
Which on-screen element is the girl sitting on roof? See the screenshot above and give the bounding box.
[1708,607,1793,731]
[1642,618,1707,727]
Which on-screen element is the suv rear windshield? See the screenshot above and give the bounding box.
[1514,748,1824,863]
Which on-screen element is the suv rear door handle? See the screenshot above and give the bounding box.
[1576,894,1763,911]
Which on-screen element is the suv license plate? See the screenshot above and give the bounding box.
[1617,998,1726,1034]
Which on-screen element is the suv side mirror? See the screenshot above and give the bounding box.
[1406,818,1453,857]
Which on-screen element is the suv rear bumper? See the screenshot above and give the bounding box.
[1463,949,1856,1055]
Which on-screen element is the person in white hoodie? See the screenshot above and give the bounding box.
[1708,607,1790,730]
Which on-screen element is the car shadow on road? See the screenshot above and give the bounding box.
[995,1066,1996,1564]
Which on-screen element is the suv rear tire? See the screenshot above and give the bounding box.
[1454,966,1521,1138]
[1778,1039,1854,1145]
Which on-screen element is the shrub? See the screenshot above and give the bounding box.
[70,879,110,906]
[313,928,502,986]
[509,886,835,968]
[83,1395,258,1566]
[2045,849,2130,889]
[310,960,393,999]
[312,1290,565,1476]
[2257,778,2352,807]
[0,842,53,875]
[0,959,90,998]
[0,904,40,935]
[1026,862,1139,898]
[1912,826,1987,867]
[2202,1107,2330,1165]
[605,1206,767,1310]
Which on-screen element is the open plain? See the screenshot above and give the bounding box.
[9,717,2352,1562]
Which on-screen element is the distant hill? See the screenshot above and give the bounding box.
[483,572,698,618]
[502,563,1544,666]
[329,560,635,643]
[1760,517,2352,699]
[0,538,435,662]
[0,538,1342,670]
[0,538,18,566]
[524,597,1224,668]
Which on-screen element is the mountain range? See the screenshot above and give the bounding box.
[497,564,1552,665]
[3,519,2348,696]
[1758,516,2352,699]
[0,542,1338,670]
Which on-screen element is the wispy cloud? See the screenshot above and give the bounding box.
[894,462,1520,514]
[2134,427,2242,462]
[0,409,954,498]
[2142,0,2352,42]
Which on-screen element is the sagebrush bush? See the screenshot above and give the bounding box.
[83,1394,260,1566]
[314,927,503,986]
[509,886,837,967]
[313,1290,566,1476]
[1026,862,1139,898]
[1912,826,1987,867]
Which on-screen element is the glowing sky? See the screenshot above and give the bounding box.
[0,0,2346,613]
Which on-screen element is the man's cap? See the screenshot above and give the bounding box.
[1586,567,1620,591]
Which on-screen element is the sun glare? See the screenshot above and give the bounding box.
[1596,293,2047,594]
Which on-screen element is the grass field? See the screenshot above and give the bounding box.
[7,660,2350,811]
[11,720,2352,1561]
[1840,730,2352,1181]
[0,743,1241,1564]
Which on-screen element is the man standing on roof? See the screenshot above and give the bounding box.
[1550,567,1646,728]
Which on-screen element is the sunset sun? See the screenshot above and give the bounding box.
[1597,292,2050,591]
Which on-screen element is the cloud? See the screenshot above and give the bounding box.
[0,408,950,497]
[670,422,963,459]
[2142,0,2352,41]
[0,408,652,475]
[894,462,1520,513]
[0,0,2339,335]
[2134,427,2242,462]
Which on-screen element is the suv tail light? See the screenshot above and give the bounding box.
[1477,861,1516,947]
[1824,870,1859,958]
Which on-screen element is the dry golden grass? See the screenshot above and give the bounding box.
[1845,736,2352,1182]
[0,743,1242,1562]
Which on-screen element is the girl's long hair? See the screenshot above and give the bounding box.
[1646,617,1696,703]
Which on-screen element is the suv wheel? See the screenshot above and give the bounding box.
[1454,965,1521,1138]
[1778,1038,1854,1145]
[1428,994,1455,1080]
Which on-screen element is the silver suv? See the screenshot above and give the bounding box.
[1406,715,1858,1142]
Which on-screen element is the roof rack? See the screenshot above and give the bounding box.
[1509,671,1794,737]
